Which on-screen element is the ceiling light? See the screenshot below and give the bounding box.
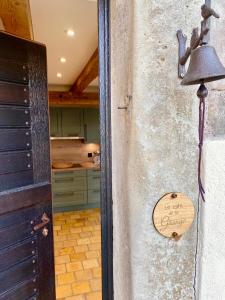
[66,29,75,37]
[60,57,66,63]
[57,73,62,78]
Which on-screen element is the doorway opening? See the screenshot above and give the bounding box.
[29,0,112,299]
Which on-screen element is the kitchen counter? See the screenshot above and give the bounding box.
[51,162,100,173]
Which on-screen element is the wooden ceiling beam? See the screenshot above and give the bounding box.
[70,48,98,94]
[49,91,99,108]
[0,0,33,40]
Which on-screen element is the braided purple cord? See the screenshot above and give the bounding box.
[198,96,205,201]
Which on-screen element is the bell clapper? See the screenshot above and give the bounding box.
[197,83,208,202]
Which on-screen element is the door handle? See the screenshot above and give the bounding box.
[34,213,50,231]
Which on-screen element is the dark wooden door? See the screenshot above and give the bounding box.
[0,32,55,300]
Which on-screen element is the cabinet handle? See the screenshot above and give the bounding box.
[55,177,74,183]
[55,191,74,197]
[92,176,100,179]
[93,190,100,193]
[84,124,87,140]
[54,171,74,175]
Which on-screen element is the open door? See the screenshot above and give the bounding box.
[0,32,55,299]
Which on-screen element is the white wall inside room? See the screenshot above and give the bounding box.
[30,0,98,86]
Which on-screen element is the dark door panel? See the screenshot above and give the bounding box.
[0,106,30,128]
[0,183,51,216]
[0,151,32,175]
[0,129,31,152]
[0,222,34,250]
[0,167,33,192]
[0,238,37,271]
[0,82,29,106]
[0,32,55,299]
[0,256,37,295]
[0,278,37,300]
[0,60,28,84]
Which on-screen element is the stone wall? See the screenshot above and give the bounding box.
[111,1,225,299]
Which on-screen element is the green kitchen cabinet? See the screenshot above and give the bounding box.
[49,107,84,137]
[52,169,100,211]
[50,108,61,136]
[87,169,100,204]
[84,109,100,143]
[61,108,84,137]
[53,191,87,208]
[52,170,87,211]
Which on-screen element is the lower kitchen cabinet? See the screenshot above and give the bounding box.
[52,169,100,212]
[53,191,87,208]
[87,169,100,204]
[88,189,100,204]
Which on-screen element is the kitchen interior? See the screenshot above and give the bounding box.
[30,1,102,300]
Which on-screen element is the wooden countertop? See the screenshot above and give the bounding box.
[51,162,100,173]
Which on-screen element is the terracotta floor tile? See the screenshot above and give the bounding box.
[90,278,102,292]
[55,264,66,275]
[86,251,100,259]
[70,252,87,262]
[59,247,75,256]
[72,281,91,295]
[77,238,91,246]
[79,231,92,238]
[88,243,101,251]
[56,284,73,298]
[92,268,102,279]
[86,291,101,300]
[74,245,88,253]
[82,259,99,270]
[70,227,83,233]
[65,295,85,300]
[54,209,102,300]
[66,261,83,272]
[63,240,79,248]
[55,255,71,264]
[58,272,75,285]
[75,269,93,281]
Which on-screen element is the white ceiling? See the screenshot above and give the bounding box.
[30,0,98,87]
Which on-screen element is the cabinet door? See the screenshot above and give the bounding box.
[61,108,84,137]
[49,108,61,136]
[84,109,100,143]
[53,191,87,208]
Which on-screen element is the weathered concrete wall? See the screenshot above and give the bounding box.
[111,1,225,299]
[198,140,225,300]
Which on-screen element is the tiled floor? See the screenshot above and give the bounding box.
[53,208,102,300]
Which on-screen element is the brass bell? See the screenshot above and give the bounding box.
[181,45,225,85]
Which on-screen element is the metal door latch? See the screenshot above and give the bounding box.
[34,213,50,237]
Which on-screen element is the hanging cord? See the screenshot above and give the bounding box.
[197,83,208,202]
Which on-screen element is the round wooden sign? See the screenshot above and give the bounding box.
[153,192,195,239]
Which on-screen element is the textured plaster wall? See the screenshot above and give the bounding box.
[111,1,225,300]
[198,140,225,300]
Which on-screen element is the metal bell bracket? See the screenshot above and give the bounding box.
[177,0,219,79]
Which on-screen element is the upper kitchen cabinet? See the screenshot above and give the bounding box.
[84,108,100,143]
[49,107,84,138]
[61,108,84,137]
[50,108,61,137]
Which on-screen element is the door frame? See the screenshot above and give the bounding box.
[98,0,114,299]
